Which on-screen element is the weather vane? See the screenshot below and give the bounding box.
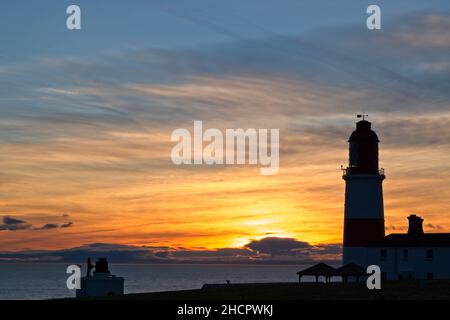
[357,113,368,120]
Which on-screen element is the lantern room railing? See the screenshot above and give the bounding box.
[341,166,385,176]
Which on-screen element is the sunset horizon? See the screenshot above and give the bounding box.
[2,113,449,264]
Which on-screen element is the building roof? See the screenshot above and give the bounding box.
[369,233,450,248]
[348,120,379,143]
[336,263,366,276]
[296,263,336,276]
[297,263,367,277]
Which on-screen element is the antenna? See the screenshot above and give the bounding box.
[356,113,368,120]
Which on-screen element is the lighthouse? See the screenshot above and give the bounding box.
[343,118,385,266]
[297,117,450,280]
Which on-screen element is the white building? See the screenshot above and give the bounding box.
[342,119,450,280]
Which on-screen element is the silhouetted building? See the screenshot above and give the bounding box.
[296,262,367,283]
[76,258,124,298]
[336,263,366,283]
[297,263,337,283]
[342,119,450,280]
[343,119,385,264]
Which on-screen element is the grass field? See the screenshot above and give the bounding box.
[95,281,450,300]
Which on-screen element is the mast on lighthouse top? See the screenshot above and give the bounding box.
[346,114,382,175]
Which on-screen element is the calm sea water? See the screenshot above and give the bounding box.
[0,263,310,300]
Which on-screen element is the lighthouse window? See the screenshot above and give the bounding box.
[380,249,387,261]
[426,249,433,260]
[349,142,359,166]
[403,249,408,261]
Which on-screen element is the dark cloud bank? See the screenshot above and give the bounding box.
[0,237,341,265]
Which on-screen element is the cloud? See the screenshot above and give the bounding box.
[0,216,32,231]
[0,216,74,232]
[2,12,449,154]
[38,223,59,230]
[0,237,341,264]
[244,237,342,263]
[3,216,26,225]
[244,237,310,255]
[2,12,449,138]
[391,14,450,49]
[61,222,73,228]
[385,225,407,232]
[426,223,443,230]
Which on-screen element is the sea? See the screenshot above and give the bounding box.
[0,263,313,300]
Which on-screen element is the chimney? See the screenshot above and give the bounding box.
[408,214,424,236]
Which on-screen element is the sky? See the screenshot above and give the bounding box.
[0,1,450,263]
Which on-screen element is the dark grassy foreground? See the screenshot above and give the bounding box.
[94,280,450,300]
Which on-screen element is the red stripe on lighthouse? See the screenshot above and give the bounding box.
[343,218,385,247]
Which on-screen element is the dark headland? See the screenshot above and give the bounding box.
[74,280,450,300]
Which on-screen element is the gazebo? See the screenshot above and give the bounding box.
[297,262,367,283]
[296,263,337,283]
[336,263,367,283]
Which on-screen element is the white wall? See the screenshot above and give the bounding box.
[366,247,450,280]
[76,275,124,297]
[344,174,384,219]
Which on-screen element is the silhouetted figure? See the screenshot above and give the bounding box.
[86,258,95,277]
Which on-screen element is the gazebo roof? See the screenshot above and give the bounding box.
[335,263,365,276]
[296,263,337,276]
